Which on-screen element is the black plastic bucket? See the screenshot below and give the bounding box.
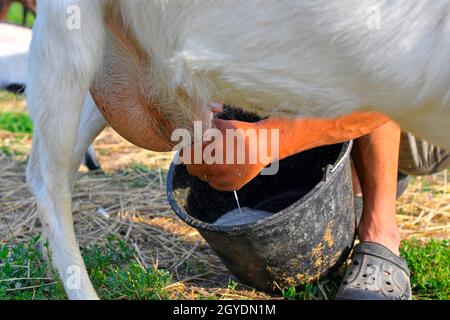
[167,111,356,291]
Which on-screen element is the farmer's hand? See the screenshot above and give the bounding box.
[181,119,273,191]
[181,111,391,192]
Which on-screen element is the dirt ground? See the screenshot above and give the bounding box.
[0,95,448,299]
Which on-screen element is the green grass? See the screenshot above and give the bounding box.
[281,278,341,300]
[0,237,448,300]
[0,133,29,157]
[0,112,33,134]
[0,236,173,300]
[0,91,31,156]
[281,239,449,300]
[6,2,35,28]
[0,90,31,135]
[401,239,449,300]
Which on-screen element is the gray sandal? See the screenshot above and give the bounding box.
[336,242,412,300]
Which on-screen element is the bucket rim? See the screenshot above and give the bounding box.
[166,141,353,235]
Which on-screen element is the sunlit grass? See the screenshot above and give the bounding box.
[1,237,447,300]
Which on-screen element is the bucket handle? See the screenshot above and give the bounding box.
[324,140,353,180]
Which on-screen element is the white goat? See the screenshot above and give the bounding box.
[26,0,449,299]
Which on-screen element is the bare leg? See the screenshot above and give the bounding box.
[352,121,401,255]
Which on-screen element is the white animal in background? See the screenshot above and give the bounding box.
[0,22,101,170]
[26,0,450,299]
[0,22,30,88]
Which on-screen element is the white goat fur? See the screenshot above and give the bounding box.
[26,0,449,299]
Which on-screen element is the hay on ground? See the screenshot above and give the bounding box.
[0,127,448,299]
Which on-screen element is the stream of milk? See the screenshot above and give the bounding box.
[214,191,273,226]
[214,207,273,226]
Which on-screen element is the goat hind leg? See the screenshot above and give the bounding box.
[27,93,100,300]
[26,94,102,300]
[31,94,107,298]
[77,96,105,172]
[26,1,105,300]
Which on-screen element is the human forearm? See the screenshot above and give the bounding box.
[258,112,391,162]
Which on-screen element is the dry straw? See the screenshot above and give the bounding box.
[0,128,448,299]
